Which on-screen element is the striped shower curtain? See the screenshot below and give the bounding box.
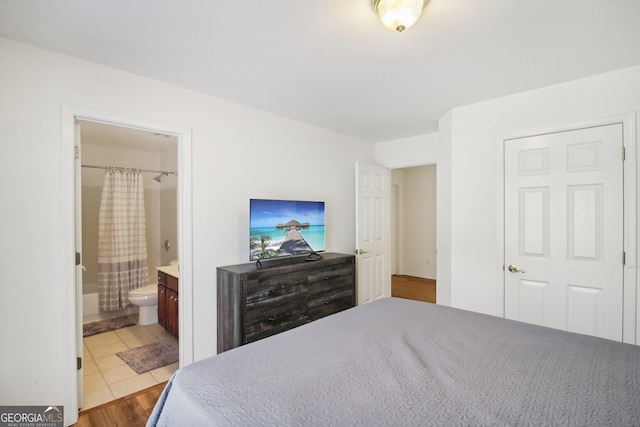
[98,167,149,311]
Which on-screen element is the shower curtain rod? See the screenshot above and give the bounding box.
[81,164,177,175]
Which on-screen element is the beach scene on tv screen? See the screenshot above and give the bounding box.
[250,199,325,260]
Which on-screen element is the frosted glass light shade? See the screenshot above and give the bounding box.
[374,0,426,32]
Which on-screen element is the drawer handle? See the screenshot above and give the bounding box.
[268,312,291,322]
[268,285,291,293]
[324,299,333,305]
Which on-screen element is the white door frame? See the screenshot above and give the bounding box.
[497,112,637,344]
[61,105,193,421]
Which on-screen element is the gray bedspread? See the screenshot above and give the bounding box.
[147,298,640,426]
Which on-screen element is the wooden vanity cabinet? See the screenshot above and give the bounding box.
[158,271,179,338]
[157,276,167,329]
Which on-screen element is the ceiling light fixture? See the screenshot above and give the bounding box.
[373,0,427,32]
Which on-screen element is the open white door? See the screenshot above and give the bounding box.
[74,121,84,409]
[355,162,391,304]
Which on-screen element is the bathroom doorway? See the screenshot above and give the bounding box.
[77,120,180,410]
[61,105,193,421]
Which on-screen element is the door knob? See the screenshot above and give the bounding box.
[507,264,525,273]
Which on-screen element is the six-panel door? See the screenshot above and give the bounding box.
[504,124,624,341]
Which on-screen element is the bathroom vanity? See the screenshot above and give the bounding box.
[157,265,179,338]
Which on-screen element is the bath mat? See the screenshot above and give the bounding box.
[83,316,135,337]
[116,341,178,374]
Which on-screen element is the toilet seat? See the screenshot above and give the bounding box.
[129,283,157,297]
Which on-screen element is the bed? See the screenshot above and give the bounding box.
[147,297,640,426]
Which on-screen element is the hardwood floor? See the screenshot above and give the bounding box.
[391,274,436,304]
[73,381,166,427]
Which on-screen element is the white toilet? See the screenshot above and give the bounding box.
[128,283,158,325]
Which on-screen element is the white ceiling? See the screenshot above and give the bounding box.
[2,0,640,143]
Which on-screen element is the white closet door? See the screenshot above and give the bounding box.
[504,124,624,341]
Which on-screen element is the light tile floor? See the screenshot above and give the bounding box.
[82,319,179,411]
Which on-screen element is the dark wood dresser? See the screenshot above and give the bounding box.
[217,252,355,353]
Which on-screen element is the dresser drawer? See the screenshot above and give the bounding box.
[307,262,354,321]
[308,297,353,321]
[308,266,354,299]
[307,263,354,287]
[308,285,354,321]
[246,297,308,343]
[246,272,308,308]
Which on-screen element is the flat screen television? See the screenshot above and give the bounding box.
[250,199,325,261]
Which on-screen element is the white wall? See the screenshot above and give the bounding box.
[376,65,640,322]
[0,37,373,419]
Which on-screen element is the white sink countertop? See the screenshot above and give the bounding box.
[157,265,179,278]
